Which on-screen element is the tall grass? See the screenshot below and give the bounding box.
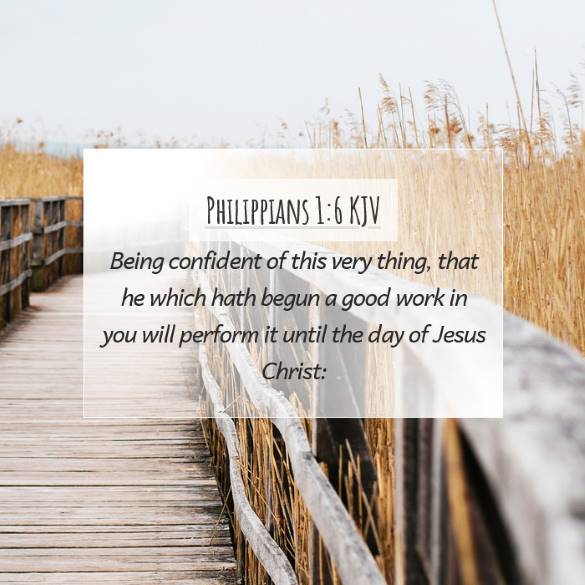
[1,72,583,351]
[294,74,585,354]
[0,142,82,199]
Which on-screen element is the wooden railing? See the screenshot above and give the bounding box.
[31,196,83,291]
[0,196,83,330]
[194,236,404,584]
[0,199,32,328]
[197,272,384,585]
[195,235,585,585]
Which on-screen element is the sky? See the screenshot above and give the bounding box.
[0,0,583,147]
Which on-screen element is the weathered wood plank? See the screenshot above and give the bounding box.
[0,508,225,525]
[0,532,231,548]
[0,572,235,584]
[0,487,223,504]
[0,524,230,535]
[0,556,235,573]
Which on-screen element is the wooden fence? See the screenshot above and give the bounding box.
[31,196,83,291]
[0,199,32,328]
[196,238,387,585]
[195,236,585,585]
[0,196,83,329]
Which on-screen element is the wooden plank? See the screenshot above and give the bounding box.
[0,556,235,573]
[0,572,235,584]
[0,446,205,458]
[0,525,230,535]
[0,487,223,503]
[0,532,232,548]
[0,508,225,525]
[0,458,230,472]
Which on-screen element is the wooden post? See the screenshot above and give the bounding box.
[5,204,13,323]
[63,196,83,274]
[21,203,31,310]
[31,199,45,291]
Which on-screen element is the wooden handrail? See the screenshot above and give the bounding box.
[197,268,388,585]
[0,196,82,329]
[199,337,299,585]
[0,269,32,297]
[31,196,83,291]
[0,232,33,252]
[461,313,585,585]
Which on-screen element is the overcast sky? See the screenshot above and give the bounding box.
[0,0,583,146]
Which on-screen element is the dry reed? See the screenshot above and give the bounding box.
[0,143,82,199]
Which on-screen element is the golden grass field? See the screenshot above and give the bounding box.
[0,142,81,199]
[2,80,582,354]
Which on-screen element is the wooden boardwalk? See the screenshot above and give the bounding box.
[0,277,236,584]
